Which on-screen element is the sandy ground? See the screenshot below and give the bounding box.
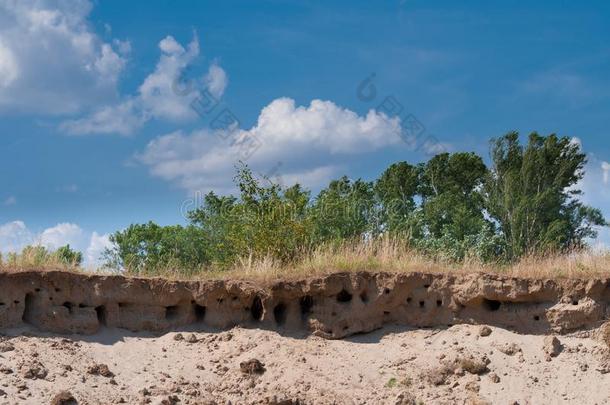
[0,324,609,405]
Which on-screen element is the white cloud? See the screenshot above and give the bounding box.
[602,161,610,185]
[38,223,84,251]
[0,0,128,114]
[204,62,228,99]
[0,221,33,254]
[3,195,16,206]
[0,39,18,87]
[0,220,110,268]
[278,166,340,189]
[136,97,403,193]
[85,232,112,268]
[60,98,144,136]
[138,35,201,122]
[61,35,228,136]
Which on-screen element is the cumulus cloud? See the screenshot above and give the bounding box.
[0,221,33,254]
[38,222,84,251]
[138,35,201,122]
[204,62,228,99]
[0,220,110,267]
[602,161,610,185]
[136,97,403,193]
[0,0,128,114]
[85,232,112,268]
[61,35,228,136]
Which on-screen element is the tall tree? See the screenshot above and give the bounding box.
[310,176,375,242]
[419,152,489,240]
[374,162,420,236]
[484,132,606,258]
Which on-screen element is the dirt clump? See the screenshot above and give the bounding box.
[240,358,266,375]
[454,355,490,375]
[20,360,48,379]
[543,336,562,360]
[497,343,522,356]
[87,363,114,377]
[50,391,77,405]
[479,326,492,337]
[424,365,452,385]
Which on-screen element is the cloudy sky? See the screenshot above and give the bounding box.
[1,0,609,266]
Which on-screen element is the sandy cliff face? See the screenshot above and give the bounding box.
[0,271,608,339]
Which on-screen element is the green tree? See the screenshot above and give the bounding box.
[104,222,209,275]
[419,152,489,239]
[188,165,314,264]
[374,161,421,236]
[413,152,498,261]
[310,176,375,243]
[484,132,607,259]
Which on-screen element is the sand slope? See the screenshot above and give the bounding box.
[0,324,609,405]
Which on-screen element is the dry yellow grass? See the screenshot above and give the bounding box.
[1,238,609,280]
[0,248,81,273]
[218,238,610,281]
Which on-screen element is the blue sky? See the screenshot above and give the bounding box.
[0,0,609,265]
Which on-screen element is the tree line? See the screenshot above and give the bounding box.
[103,132,608,275]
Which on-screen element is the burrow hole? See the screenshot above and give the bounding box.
[336,289,352,303]
[22,293,35,323]
[165,305,180,321]
[359,291,368,303]
[483,299,501,312]
[62,302,73,314]
[192,301,206,322]
[274,302,287,326]
[251,296,263,321]
[419,300,425,308]
[299,295,313,317]
[533,315,540,321]
[436,300,442,307]
[95,306,106,325]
